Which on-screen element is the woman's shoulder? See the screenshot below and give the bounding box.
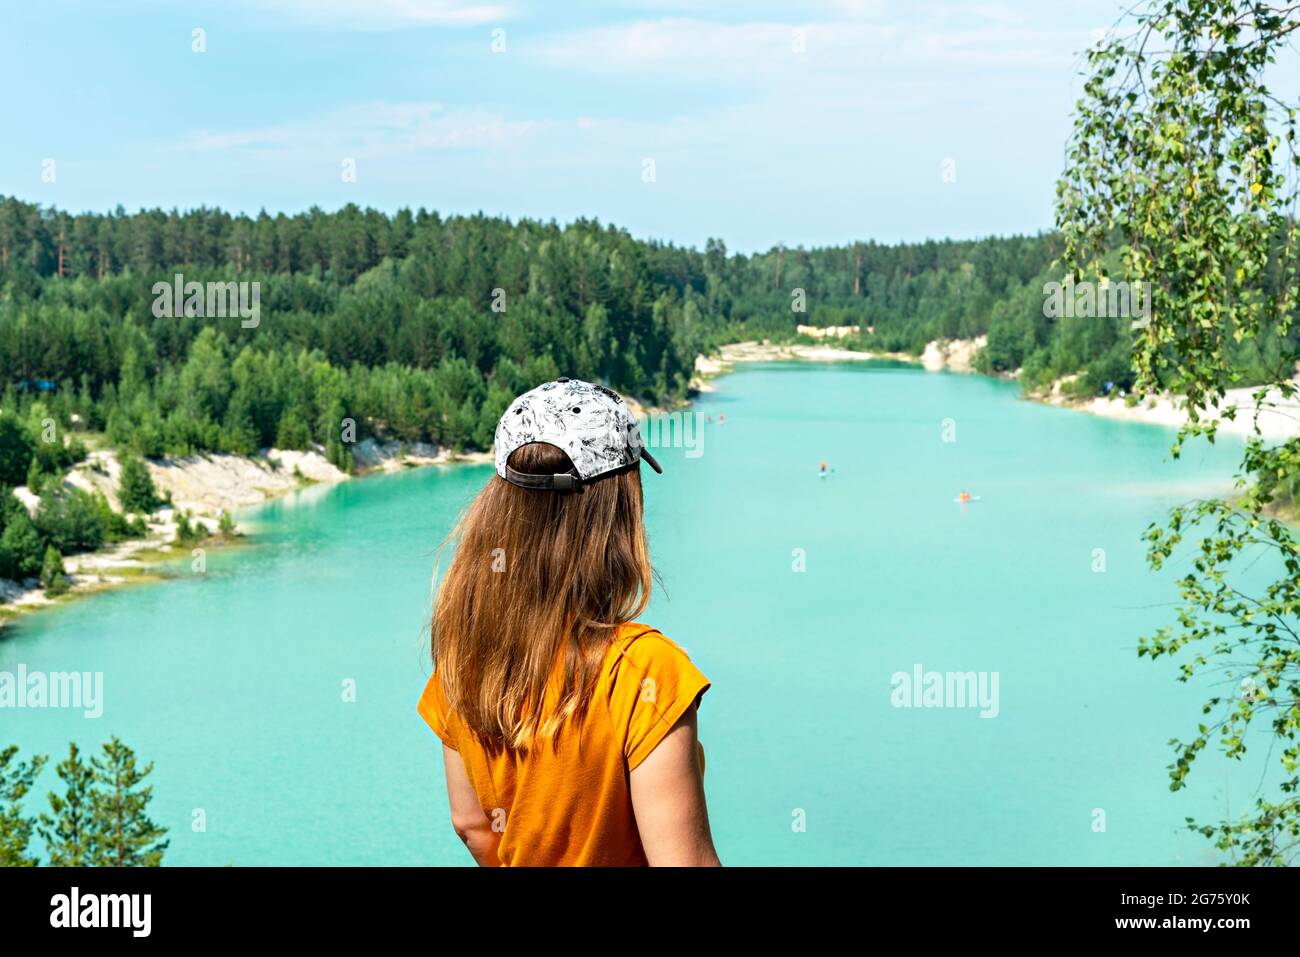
[608,622,696,666]
[417,667,458,749]
[604,623,712,769]
[605,622,710,692]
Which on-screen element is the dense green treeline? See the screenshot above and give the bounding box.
[3,196,1294,469]
[0,196,1066,462]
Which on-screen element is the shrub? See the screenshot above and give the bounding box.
[34,486,107,555]
[0,415,35,487]
[117,456,160,514]
[173,510,205,545]
[0,508,44,581]
[40,546,70,597]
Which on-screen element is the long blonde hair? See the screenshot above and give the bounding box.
[432,441,652,749]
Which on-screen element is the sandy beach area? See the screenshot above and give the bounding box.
[1040,380,1300,442]
[694,336,1300,444]
[0,440,494,622]
[690,336,985,391]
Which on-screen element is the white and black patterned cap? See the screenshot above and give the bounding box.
[494,377,662,490]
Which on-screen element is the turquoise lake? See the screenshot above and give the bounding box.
[0,362,1268,865]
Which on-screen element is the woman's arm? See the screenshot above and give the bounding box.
[629,703,722,866]
[442,745,501,866]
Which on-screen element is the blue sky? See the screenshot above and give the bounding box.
[0,0,1124,251]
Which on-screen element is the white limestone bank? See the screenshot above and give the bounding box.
[0,440,493,622]
[691,336,985,390]
[693,337,1299,443]
[1038,379,1300,443]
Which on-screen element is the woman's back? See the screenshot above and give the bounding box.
[422,377,718,866]
[420,624,709,866]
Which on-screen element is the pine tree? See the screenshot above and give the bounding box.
[0,415,35,487]
[37,743,96,865]
[274,409,312,450]
[90,737,168,867]
[39,544,70,596]
[0,746,46,867]
[172,509,204,545]
[0,505,45,581]
[117,455,159,513]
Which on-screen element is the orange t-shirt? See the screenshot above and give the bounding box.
[417,623,711,866]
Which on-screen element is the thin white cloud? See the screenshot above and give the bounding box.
[968,3,1024,25]
[818,0,888,17]
[225,0,510,30]
[177,101,547,159]
[531,16,1088,82]
[532,18,890,83]
[595,0,886,15]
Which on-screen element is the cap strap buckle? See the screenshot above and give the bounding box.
[503,465,582,491]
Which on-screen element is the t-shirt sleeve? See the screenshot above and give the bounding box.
[417,670,458,751]
[616,632,711,772]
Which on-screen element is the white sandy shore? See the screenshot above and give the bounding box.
[694,336,1300,443]
[1041,382,1300,442]
[0,439,494,622]
[919,337,986,373]
[352,439,494,474]
[690,336,986,391]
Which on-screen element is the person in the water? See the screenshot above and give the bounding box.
[418,377,720,867]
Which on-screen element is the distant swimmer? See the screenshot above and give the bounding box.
[819,460,830,479]
[718,414,726,425]
[955,490,981,503]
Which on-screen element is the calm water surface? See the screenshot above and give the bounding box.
[1,363,1262,864]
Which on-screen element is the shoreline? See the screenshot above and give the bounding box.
[0,440,493,627]
[6,341,1296,625]
[693,337,1300,444]
[690,336,986,388]
[1033,378,1300,443]
[2,347,940,627]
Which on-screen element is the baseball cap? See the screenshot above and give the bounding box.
[494,377,663,490]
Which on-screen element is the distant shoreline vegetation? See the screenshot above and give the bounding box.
[0,196,1076,464]
[1,196,1295,601]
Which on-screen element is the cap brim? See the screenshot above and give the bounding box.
[640,448,663,474]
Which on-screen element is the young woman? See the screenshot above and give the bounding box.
[418,377,720,867]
